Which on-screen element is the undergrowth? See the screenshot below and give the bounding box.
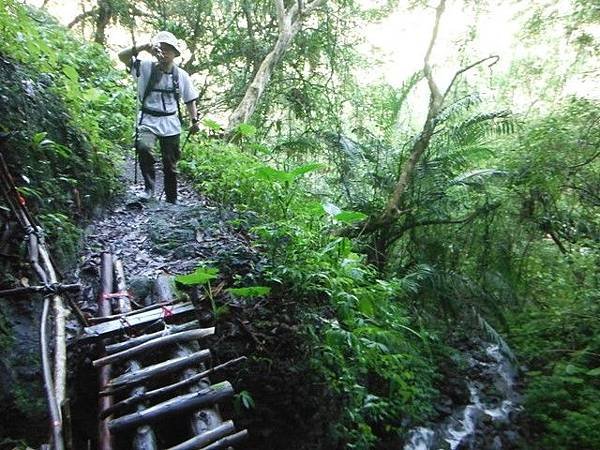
[181,135,440,448]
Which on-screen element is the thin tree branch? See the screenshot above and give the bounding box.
[442,55,500,100]
[568,150,600,169]
[68,8,97,29]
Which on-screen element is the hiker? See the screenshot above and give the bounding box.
[118,31,200,203]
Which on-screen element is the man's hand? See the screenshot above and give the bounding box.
[189,122,200,134]
[151,43,164,59]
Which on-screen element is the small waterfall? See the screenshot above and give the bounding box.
[404,343,521,450]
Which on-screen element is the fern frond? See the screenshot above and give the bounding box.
[450,169,509,186]
[472,308,517,363]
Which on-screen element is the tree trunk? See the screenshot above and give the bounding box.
[226,0,326,133]
[94,0,112,46]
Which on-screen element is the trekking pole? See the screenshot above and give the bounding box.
[134,144,138,184]
[181,131,192,153]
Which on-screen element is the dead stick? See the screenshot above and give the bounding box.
[0,283,80,297]
[93,328,214,367]
[236,318,263,347]
[99,356,246,419]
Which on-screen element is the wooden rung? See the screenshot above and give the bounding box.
[108,381,234,433]
[166,420,235,450]
[105,320,200,354]
[101,349,211,394]
[79,302,196,342]
[198,429,249,450]
[93,328,214,367]
[99,356,246,419]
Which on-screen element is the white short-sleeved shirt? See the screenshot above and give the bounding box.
[132,58,199,137]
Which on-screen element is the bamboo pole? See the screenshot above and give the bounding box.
[38,242,67,407]
[102,350,211,393]
[104,320,200,354]
[0,283,80,297]
[99,357,246,419]
[195,429,249,450]
[108,382,234,433]
[98,252,114,450]
[93,328,215,367]
[165,421,235,450]
[80,302,196,341]
[113,258,158,450]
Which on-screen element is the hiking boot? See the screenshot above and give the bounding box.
[141,187,155,201]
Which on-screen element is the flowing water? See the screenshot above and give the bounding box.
[404,343,521,450]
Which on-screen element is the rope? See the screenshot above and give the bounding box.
[100,290,131,301]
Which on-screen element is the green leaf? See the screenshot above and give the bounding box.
[238,390,255,409]
[82,87,102,102]
[32,132,47,146]
[236,123,256,137]
[248,143,270,154]
[62,65,79,82]
[358,296,375,317]
[586,367,600,377]
[335,211,367,223]
[559,376,584,384]
[202,118,222,131]
[175,267,219,286]
[290,162,324,177]
[227,286,271,298]
[255,166,294,183]
[565,364,581,375]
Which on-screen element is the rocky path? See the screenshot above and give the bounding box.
[74,158,263,314]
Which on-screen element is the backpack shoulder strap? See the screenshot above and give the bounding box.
[141,62,162,107]
[172,66,183,124]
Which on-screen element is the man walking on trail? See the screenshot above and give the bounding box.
[118,31,200,204]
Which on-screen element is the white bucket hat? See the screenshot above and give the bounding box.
[152,31,181,56]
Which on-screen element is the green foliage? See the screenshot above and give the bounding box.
[234,390,256,410]
[175,267,219,286]
[227,286,271,298]
[0,1,133,272]
[181,136,439,448]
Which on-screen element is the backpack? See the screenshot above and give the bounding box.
[136,60,182,126]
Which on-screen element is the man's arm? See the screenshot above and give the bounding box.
[118,43,153,69]
[185,101,200,134]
